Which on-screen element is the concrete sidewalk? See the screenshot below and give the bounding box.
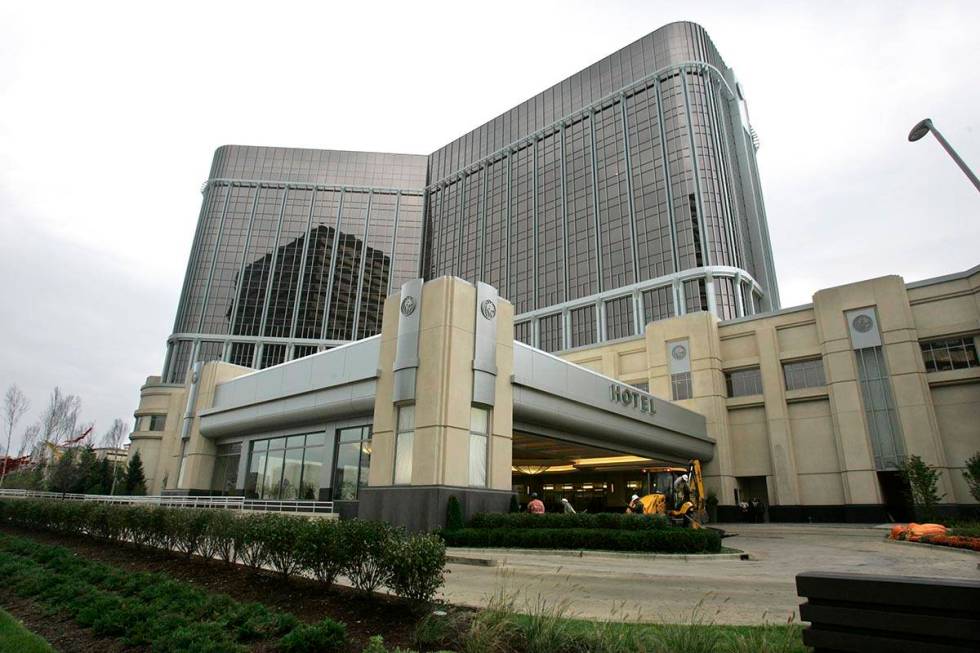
[439,524,979,625]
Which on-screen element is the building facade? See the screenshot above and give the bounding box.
[131,269,980,526]
[161,21,776,384]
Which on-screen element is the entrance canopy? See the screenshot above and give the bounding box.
[512,343,713,464]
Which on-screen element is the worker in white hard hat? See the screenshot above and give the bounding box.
[560,497,577,514]
[627,493,643,515]
[673,474,691,509]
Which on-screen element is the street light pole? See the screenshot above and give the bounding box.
[908,118,980,193]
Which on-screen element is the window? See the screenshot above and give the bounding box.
[642,286,674,325]
[515,321,533,346]
[333,426,372,500]
[725,368,763,397]
[783,359,826,390]
[469,406,490,487]
[629,381,649,392]
[570,305,597,348]
[229,342,255,367]
[244,432,325,500]
[605,296,635,340]
[133,415,145,431]
[148,415,167,431]
[292,345,319,360]
[394,405,415,485]
[210,443,241,494]
[671,372,692,401]
[920,337,979,372]
[538,314,563,353]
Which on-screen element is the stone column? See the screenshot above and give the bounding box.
[361,276,515,530]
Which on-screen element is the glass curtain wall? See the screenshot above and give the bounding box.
[245,432,325,500]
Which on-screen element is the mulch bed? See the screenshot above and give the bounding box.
[0,526,441,652]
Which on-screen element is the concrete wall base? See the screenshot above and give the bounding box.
[358,485,514,531]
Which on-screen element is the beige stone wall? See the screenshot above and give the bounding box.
[130,377,186,494]
[369,277,514,491]
[129,362,252,495]
[558,267,980,508]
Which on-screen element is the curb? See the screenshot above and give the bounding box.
[447,547,748,563]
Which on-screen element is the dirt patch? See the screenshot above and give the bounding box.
[0,526,446,651]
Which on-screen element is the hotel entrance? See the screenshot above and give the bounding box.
[511,431,682,514]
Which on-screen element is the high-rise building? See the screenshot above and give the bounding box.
[162,22,777,383]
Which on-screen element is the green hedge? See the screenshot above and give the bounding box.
[0,499,446,603]
[439,527,721,553]
[467,511,670,531]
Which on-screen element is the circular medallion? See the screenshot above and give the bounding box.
[852,314,874,333]
[480,298,497,320]
[400,296,417,316]
[671,344,687,360]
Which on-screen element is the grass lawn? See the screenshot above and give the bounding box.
[0,608,54,653]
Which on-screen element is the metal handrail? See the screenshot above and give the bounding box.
[0,489,334,513]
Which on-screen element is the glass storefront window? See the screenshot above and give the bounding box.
[210,442,241,494]
[244,432,327,500]
[469,406,490,487]
[333,426,371,501]
[394,405,415,485]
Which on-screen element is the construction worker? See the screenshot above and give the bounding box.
[528,492,545,514]
[560,497,576,514]
[627,494,643,514]
[674,474,691,509]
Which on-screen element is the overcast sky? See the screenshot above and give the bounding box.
[1,1,977,452]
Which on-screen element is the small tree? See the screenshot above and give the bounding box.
[963,452,980,503]
[48,448,80,495]
[900,455,946,522]
[73,445,100,494]
[95,457,113,495]
[2,385,30,487]
[126,451,148,495]
[446,495,464,530]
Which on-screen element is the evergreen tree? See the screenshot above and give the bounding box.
[95,457,113,495]
[74,445,100,494]
[125,451,148,495]
[48,448,80,495]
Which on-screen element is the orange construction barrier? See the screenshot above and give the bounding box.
[889,523,948,541]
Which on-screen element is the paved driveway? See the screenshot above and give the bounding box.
[439,524,980,625]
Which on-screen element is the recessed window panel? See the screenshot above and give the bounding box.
[783,359,826,390]
[725,367,763,397]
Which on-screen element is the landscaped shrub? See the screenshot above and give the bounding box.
[298,518,350,587]
[963,452,980,503]
[256,513,307,579]
[0,498,448,602]
[467,511,669,531]
[900,455,945,522]
[387,532,447,602]
[439,526,721,553]
[446,496,464,530]
[342,519,397,593]
[173,508,211,558]
[277,617,347,653]
[0,531,334,653]
[233,512,269,572]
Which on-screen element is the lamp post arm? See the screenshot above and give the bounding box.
[929,127,980,193]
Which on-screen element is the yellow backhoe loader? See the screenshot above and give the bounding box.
[629,459,706,528]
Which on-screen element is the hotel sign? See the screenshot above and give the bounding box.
[610,384,657,417]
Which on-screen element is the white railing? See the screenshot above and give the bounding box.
[0,489,334,514]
